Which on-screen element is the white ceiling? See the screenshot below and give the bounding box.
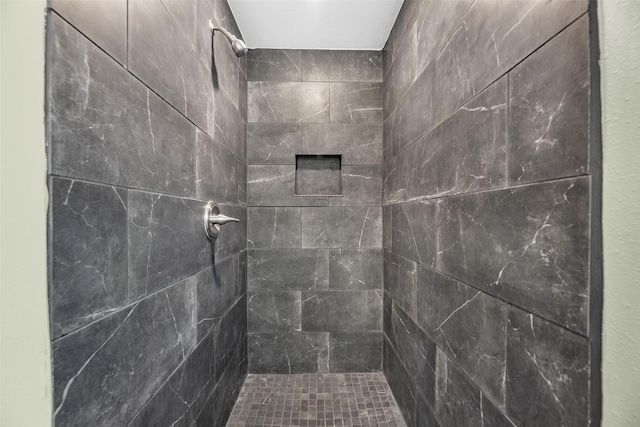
[227,0,404,50]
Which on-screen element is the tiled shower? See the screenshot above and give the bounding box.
[46,0,600,426]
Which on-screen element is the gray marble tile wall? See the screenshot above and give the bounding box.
[46,0,247,424]
[246,49,384,374]
[382,1,595,426]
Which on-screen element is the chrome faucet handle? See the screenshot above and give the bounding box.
[204,201,239,239]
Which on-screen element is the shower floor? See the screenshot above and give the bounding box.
[226,372,407,427]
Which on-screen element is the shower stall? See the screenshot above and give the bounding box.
[45,0,600,425]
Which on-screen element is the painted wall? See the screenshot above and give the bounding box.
[0,1,52,426]
[45,0,247,425]
[599,1,640,426]
[382,0,595,425]
[244,50,385,373]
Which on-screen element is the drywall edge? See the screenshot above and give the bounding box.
[598,0,640,426]
[0,1,52,425]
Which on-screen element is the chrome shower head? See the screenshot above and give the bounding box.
[209,20,249,57]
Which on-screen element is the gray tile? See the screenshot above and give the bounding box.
[247,123,301,165]
[417,266,507,405]
[437,178,590,335]
[388,303,437,407]
[385,78,507,204]
[128,0,194,114]
[248,82,330,123]
[302,124,383,165]
[330,82,383,124]
[391,201,438,267]
[301,50,383,82]
[213,89,245,160]
[127,192,211,300]
[383,205,393,252]
[328,249,383,290]
[301,207,382,248]
[196,129,239,204]
[434,0,587,121]
[247,165,329,207]
[51,0,127,65]
[384,338,417,426]
[48,15,197,197]
[247,249,329,292]
[247,207,301,249]
[435,348,483,427]
[509,16,589,184]
[301,290,382,332]
[384,24,417,119]
[213,297,246,382]
[127,330,216,427]
[212,204,246,261]
[195,257,238,339]
[248,292,302,332]
[295,155,342,196]
[414,0,473,75]
[248,332,330,374]
[247,49,302,81]
[332,166,382,207]
[329,333,383,372]
[52,279,196,426]
[506,307,589,426]
[196,350,243,427]
[50,178,128,339]
[383,251,417,322]
[212,26,241,111]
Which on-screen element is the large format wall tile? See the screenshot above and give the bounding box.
[333,166,382,207]
[384,78,507,204]
[391,201,437,267]
[388,303,437,407]
[128,192,211,301]
[247,123,301,164]
[248,207,301,248]
[213,90,246,160]
[247,165,329,206]
[329,332,382,372]
[195,257,239,339]
[330,83,383,124]
[418,266,507,404]
[53,279,196,426]
[128,0,193,113]
[247,49,302,82]
[328,249,383,290]
[435,348,510,427]
[301,50,383,82]
[301,290,383,332]
[384,339,417,427]
[50,178,128,339]
[383,251,417,321]
[437,178,590,335]
[196,129,239,204]
[301,207,382,248]
[212,204,246,261]
[49,15,197,197]
[383,24,417,119]
[509,16,589,184]
[249,332,330,373]
[506,307,588,426]
[248,249,329,292]
[51,0,127,65]
[434,0,587,121]
[128,330,216,426]
[248,82,330,123]
[302,124,383,165]
[248,292,302,332]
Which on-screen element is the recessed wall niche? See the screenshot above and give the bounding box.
[295,154,342,196]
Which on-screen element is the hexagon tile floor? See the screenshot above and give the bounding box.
[226,373,407,427]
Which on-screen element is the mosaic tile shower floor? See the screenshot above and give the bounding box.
[226,373,407,427]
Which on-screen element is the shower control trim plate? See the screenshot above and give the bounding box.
[204,201,240,239]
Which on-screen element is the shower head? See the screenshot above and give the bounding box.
[209,20,249,57]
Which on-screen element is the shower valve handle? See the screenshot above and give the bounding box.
[204,201,239,239]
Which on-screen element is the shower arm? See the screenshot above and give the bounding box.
[209,20,237,42]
